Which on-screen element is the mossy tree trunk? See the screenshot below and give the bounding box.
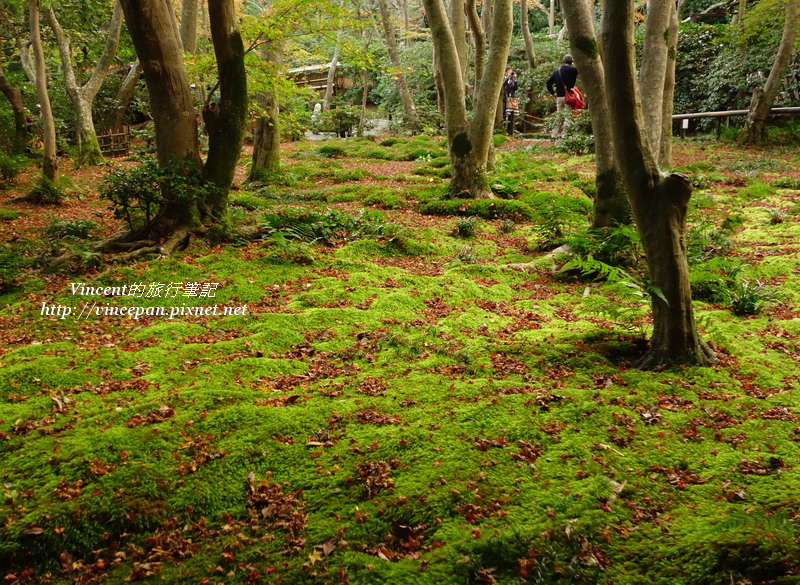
[742,0,799,144]
[560,0,629,228]
[600,0,716,369]
[28,0,57,183]
[422,0,512,199]
[0,64,28,155]
[45,1,124,166]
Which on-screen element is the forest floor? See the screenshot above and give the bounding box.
[1,134,800,585]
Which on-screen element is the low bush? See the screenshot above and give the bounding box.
[418,198,535,220]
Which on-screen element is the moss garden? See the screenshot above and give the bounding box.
[1,135,800,585]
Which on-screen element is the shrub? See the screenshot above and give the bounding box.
[0,247,24,290]
[230,193,268,211]
[0,152,24,185]
[101,157,217,230]
[25,177,67,205]
[565,223,642,267]
[454,216,479,238]
[332,168,370,183]
[729,280,775,316]
[0,208,21,221]
[45,217,97,239]
[418,199,535,220]
[317,144,347,158]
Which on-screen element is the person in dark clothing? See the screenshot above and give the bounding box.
[503,70,520,135]
[546,54,579,138]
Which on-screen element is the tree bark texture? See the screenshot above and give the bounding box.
[45,1,124,165]
[379,0,420,131]
[600,0,715,368]
[120,0,203,231]
[180,0,199,54]
[249,45,282,183]
[638,0,673,157]
[423,0,512,198]
[202,0,248,216]
[106,59,142,131]
[0,64,28,155]
[659,3,678,167]
[466,0,485,101]
[449,0,468,78]
[742,0,799,144]
[28,0,57,182]
[520,0,536,69]
[561,0,630,228]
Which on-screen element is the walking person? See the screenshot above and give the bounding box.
[546,54,579,139]
[503,70,519,136]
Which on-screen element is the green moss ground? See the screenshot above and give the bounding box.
[1,138,799,584]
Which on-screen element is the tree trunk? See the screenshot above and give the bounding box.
[250,100,280,182]
[120,0,203,231]
[0,64,28,155]
[249,45,282,183]
[180,0,199,54]
[45,1,124,165]
[422,0,512,198]
[202,0,248,216]
[638,0,673,155]
[449,0,468,78]
[106,59,142,131]
[379,0,420,131]
[520,0,536,69]
[561,0,630,228]
[322,32,342,112]
[433,45,445,115]
[28,0,57,183]
[466,0,484,101]
[600,0,715,369]
[742,0,799,144]
[659,3,678,167]
[548,0,556,36]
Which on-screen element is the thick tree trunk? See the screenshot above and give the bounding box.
[120,0,203,231]
[180,0,199,54]
[379,0,420,131]
[423,0,512,199]
[45,1,124,165]
[0,64,28,155]
[106,59,142,131]
[561,0,630,228]
[600,0,715,368]
[202,0,248,216]
[28,0,57,183]
[742,0,799,144]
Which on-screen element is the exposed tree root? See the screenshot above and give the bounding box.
[635,341,718,370]
[48,227,209,269]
